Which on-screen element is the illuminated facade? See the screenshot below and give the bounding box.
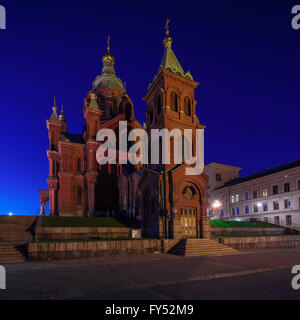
[39,25,209,239]
[206,160,300,229]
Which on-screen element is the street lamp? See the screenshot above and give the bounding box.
[212,200,221,209]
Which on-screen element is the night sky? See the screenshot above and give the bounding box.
[0,0,299,215]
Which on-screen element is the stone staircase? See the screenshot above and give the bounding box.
[0,216,37,264]
[168,238,240,257]
[0,243,27,264]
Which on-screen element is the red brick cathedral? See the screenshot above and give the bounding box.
[39,25,209,239]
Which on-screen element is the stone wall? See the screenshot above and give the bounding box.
[201,218,211,239]
[211,227,285,236]
[219,235,300,250]
[35,226,131,241]
[28,239,162,261]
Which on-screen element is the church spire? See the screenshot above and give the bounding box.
[154,19,193,81]
[49,96,59,122]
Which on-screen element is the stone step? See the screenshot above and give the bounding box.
[0,250,26,254]
[0,258,26,264]
[169,239,240,257]
[186,251,240,257]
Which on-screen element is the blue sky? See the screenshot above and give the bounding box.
[0,0,299,215]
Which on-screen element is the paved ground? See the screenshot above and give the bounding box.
[0,249,300,299]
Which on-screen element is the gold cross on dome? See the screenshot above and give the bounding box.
[107,35,110,53]
[165,19,170,36]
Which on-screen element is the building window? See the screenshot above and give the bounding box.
[149,110,153,123]
[156,94,162,115]
[170,92,178,112]
[245,205,249,214]
[286,215,292,226]
[216,173,222,182]
[263,202,268,212]
[253,191,257,199]
[76,159,82,172]
[221,210,225,217]
[253,204,258,213]
[231,196,235,203]
[236,207,240,215]
[151,198,155,214]
[273,200,279,210]
[184,97,191,116]
[273,185,278,195]
[235,194,239,202]
[262,188,268,197]
[274,216,280,225]
[264,217,268,223]
[284,199,291,209]
[244,192,248,200]
[232,208,235,216]
[284,183,290,193]
[77,187,82,206]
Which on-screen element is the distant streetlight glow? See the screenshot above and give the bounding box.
[8,212,13,216]
[212,200,221,209]
[257,202,262,207]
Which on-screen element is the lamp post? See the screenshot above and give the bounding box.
[211,200,222,219]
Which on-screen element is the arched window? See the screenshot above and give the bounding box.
[170,92,178,112]
[183,186,196,200]
[100,95,105,106]
[125,103,133,120]
[77,187,82,205]
[156,94,162,115]
[149,110,153,123]
[184,97,191,116]
[113,96,118,116]
[76,159,82,172]
[151,198,155,214]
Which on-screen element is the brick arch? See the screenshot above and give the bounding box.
[173,176,206,237]
[175,178,203,203]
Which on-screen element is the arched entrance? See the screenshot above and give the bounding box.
[176,184,203,238]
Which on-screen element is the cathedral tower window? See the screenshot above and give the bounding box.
[184,97,191,116]
[150,110,153,123]
[156,94,162,115]
[76,159,82,172]
[100,95,105,107]
[170,92,178,112]
[77,187,82,205]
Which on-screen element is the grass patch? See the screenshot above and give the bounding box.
[210,220,278,228]
[217,234,300,238]
[42,217,127,228]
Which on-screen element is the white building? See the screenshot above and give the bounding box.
[205,159,300,229]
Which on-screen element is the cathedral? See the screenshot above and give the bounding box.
[39,24,209,239]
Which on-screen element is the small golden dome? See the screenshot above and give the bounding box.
[59,105,66,122]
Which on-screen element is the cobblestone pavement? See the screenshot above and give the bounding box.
[1,249,300,299]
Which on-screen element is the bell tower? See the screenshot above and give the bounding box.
[143,20,205,171]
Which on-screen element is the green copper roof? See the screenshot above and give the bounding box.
[89,94,99,110]
[155,36,193,82]
[49,107,59,122]
[93,51,125,92]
